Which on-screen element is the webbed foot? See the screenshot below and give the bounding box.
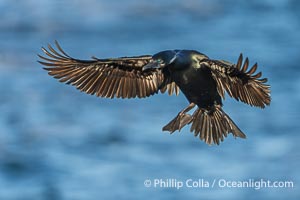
[162,103,195,133]
[162,113,193,133]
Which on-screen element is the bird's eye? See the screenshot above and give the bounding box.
[157,59,163,63]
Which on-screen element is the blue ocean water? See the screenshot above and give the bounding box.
[0,0,299,199]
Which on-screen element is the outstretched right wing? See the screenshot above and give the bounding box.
[38,41,175,99]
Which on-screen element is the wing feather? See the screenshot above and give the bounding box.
[38,41,169,99]
[206,54,271,108]
[159,76,180,96]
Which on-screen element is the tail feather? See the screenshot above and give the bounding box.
[190,105,246,145]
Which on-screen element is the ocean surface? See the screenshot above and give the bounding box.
[0,0,299,199]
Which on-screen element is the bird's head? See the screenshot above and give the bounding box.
[142,50,178,71]
[142,50,208,71]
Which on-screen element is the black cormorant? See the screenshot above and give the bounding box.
[38,41,271,145]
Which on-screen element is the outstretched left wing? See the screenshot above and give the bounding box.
[204,54,271,108]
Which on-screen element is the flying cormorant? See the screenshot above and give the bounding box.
[38,41,271,145]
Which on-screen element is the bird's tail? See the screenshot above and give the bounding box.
[190,105,246,145]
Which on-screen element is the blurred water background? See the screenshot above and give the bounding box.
[0,0,299,199]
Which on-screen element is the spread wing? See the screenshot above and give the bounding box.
[205,54,271,108]
[38,41,179,98]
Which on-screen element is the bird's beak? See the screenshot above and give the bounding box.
[142,61,161,71]
[142,53,178,71]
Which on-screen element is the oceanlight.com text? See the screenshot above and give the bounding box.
[144,178,294,190]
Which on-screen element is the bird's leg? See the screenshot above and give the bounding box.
[162,103,196,133]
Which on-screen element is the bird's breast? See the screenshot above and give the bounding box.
[171,67,203,87]
[171,67,220,107]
